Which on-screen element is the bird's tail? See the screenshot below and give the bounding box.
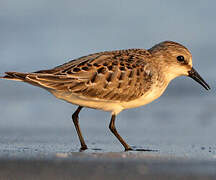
[0,71,84,90]
[0,72,28,82]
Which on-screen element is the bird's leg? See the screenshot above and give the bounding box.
[72,106,87,150]
[109,114,132,151]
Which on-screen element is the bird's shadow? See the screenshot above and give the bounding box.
[81,146,159,152]
[129,146,159,152]
[129,148,159,152]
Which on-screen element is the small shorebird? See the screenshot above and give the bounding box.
[1,41,210,151]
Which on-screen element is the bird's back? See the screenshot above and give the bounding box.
[2,49,158,103]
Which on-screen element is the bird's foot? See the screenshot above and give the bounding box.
[79,145,88,151]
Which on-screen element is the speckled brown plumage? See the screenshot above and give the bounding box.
[1,41,210,151]
[9,49,156,102]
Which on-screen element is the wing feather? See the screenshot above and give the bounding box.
[3,49,155,101]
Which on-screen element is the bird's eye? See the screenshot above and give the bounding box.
[176,55,185,62]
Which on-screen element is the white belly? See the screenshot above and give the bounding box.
[120,84,167,109]
[50,83,167,115]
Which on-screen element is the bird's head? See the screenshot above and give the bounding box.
[149,41,210,90]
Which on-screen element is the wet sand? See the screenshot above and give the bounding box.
[0,127,215,180]
[0,152,216,180]
[0,96,215,179]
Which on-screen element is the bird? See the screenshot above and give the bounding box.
[0,41,210,151]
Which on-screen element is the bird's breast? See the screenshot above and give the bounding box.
[120,80,168,109]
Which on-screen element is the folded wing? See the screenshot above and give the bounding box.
[2,49,155,101]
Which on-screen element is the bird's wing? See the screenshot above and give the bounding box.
[12,49,155,102]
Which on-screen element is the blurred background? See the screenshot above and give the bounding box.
[0,0,215,155]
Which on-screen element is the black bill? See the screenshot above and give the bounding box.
[188,67,210,90]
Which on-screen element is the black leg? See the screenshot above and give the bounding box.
[109,114,132,151]
[72,106,87,150]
